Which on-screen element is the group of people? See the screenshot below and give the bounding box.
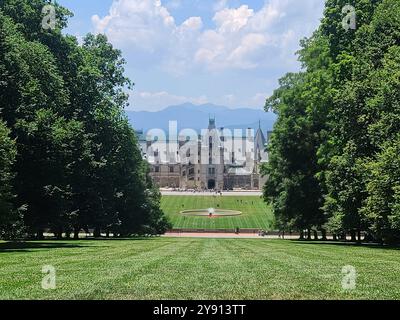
[235,199,254,205]
[169,188,224,196]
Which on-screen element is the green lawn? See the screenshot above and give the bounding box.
[161,196,274,230]
[1,238,400,300]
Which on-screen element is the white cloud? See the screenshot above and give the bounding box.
[91,0,176,52]
[194,3,275,71]
[130,90,208,111]
[213,0,229,12]
[193,0,296,71]
[213,5,254,33]
[226,33,269,69]
[252,93,268,107]
[181,16,203,30]
[224,94,235,101]
[91,15,112,34]
[92,0,324,73]
[92,0,205,75]
[250,0,288,31]
[91,0,324,110]
[222,94,236,106]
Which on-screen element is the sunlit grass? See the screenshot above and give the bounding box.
[161,196,274,230]
[1,238,400,300]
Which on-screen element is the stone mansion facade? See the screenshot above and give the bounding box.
[136,119,270,190]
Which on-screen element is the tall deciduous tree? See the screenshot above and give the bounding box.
[0,119,17,236]
[0,0,170,239]
[263,70,327,238]
[263,0,400,243]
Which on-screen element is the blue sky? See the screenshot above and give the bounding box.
[58,0,325,111]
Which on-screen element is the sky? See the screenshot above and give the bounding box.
[58,0,325,111]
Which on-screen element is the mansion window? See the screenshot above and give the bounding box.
[253,180,259,188]
[155,166,160,173]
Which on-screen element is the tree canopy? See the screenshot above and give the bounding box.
[263,0,400,243]
[0,0,171,239]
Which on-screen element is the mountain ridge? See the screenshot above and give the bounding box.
[126,102,276,133]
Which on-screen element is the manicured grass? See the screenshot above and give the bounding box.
[1,238,400,300]
[161,195,274,230]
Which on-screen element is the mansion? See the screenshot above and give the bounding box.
[136,119,270,191]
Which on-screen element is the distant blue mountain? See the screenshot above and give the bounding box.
[126,103,276,133]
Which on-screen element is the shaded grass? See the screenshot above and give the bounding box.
[0,238,400,300]
[161,196,274,230]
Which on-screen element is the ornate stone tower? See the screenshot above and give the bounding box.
[199,117,225,190]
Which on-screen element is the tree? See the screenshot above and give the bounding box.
[263,0,400,243]
[323,0,400,240]
[362,136,400,243]
[263,72,326,239]
[0,119,18,236]
[0,0,169,239]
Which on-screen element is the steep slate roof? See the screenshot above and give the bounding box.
[254,126,267,162]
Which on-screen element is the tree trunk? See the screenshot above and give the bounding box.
[36,229,44,240]
[299,230,304,240]
[56,226,63,240]
[357,230,362,242]
[94,227,101,238]
[351,230,356,242]
[313,230,318,240]
[74,227,80,239]
[333,234,337,241]
[321,229,327,241]
[307,229,312,240]
[106,230,110,238]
